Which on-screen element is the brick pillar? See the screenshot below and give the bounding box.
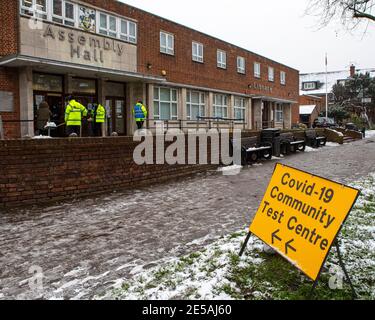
[283,103,292,129]
[252,98,262,130]
[180,88,187,122]
[19,67,34,137]
[246,98,252,130]
[229,95,234,119]
[208,92,214,118]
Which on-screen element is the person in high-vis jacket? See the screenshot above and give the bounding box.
[132,100,148,130]
[64,96,88,136]
[95,103,106,137]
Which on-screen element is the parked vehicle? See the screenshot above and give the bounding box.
[312,117,337,128]
[345,122,359,131]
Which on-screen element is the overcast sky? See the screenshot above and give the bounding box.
[119,0,375,73]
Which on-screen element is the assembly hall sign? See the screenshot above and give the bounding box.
[249,164,360,280]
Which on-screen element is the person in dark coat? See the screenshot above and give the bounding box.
[36,101,52,135]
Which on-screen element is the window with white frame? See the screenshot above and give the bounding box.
[234,97,246,120]
[213,94,228,118]
[52,0,75,27]
[192,42,204,63]
[254,62,261,78]
[268,67,274,82]
[275,104,283,123]
[160,32,174,55]
[154,87,178,120]
[21,0,47,19]
[99,12,117,37]
[186,91,205,120]
[120,19,137,43]
[20,1,138,44]
[237,56,245,74]
[217,50,227,69]
[303,82,316,90]
[280,71,286,85]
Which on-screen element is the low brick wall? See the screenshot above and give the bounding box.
[1,132,259,208]
[323,128,344,144]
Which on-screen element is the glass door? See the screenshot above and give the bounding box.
[106,98,126,135]
[115,100,125,135]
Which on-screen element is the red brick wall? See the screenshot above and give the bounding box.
[0,67,20,138]
[0,132,261,207]
[83,0,299,102]
[0,136,223,207]
[0,0,19,57]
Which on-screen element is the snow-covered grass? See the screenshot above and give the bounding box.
[100,173,375,301]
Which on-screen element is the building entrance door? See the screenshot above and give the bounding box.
[105,98,126,135]
[262,101,271,129]
[34,92,64,136]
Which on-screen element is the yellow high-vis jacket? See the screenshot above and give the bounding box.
[95,104,106,123]
[65,100,88,127]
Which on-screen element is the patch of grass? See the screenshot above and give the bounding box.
[223,252,354,300]
[153,268,170,282]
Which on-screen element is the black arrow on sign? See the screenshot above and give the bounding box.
[271,229,282,244]
[285,239,297,255]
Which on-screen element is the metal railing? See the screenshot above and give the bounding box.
[255,120,288,130]
[146,117,247,131]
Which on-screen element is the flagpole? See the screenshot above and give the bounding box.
[325,53,328,120]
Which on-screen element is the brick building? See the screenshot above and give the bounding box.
[298,94,323,127]
[0,0,299,138]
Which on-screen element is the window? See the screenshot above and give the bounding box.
[213,94,228,118]
[21,0,47,19]
[217,50,227,69]
[120,19,137,43]
[254,62,261,78]
[234,97,246,120]
[33,73,63,92]
[280,71,286,85]
[303,82,316,90]
[99,13,117,38]
[192,42,204,63]
[275,105,283,123]
[70,78,96,94]
[19,1,138,44]
[237,56,245,74]
[52,0,75,27]
[154,87,178,120]
[160,32,174,55]
[268,67,274,82]
[186,91,205,120]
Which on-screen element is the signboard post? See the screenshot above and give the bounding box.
[240,163,360,297]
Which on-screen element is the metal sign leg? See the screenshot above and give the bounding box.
[335,241,357,299]
[239,232,252,257]
[309,240,357,300]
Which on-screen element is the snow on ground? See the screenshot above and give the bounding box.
[217,165,242,176]
[32,135,52,139]
[365,130,375,139]
[101,173,375,300]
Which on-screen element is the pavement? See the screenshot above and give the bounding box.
[0,137,375,300]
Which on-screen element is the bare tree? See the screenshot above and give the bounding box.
[307,0,375,30]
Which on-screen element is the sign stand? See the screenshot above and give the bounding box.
[239,232,252,257]
[240,234,357,300]
[309,239,357,300]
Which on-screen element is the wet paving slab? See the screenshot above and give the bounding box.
[0,139,374,299]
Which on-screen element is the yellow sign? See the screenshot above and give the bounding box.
[249,163,360,280]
